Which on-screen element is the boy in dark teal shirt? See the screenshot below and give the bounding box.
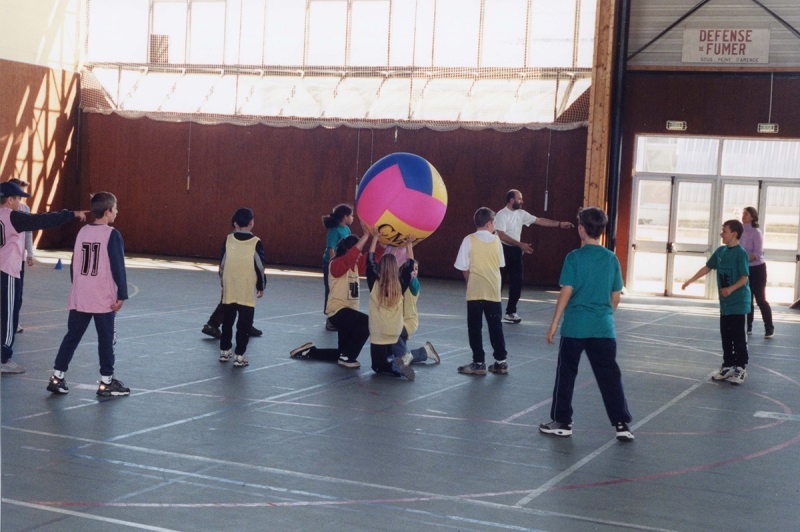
[682,219,751,385]
[539,207,634,442]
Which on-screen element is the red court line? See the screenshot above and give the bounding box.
[24,431,800,509]
[551,432,800,492]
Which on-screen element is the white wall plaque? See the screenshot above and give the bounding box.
[682,28,770,64]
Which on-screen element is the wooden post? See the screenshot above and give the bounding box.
[584,0,617,208]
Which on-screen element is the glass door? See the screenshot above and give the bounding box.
[630,178,670,294]
[670,180,715,296]
[761,184,800,303]
[629,177,716,296]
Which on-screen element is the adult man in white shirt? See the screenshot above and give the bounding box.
[494,190,573,324]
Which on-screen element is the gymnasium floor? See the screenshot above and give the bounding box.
[2,251,800,532]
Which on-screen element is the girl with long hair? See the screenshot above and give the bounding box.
[366,227,417,380]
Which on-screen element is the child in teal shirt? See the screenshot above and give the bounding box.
[539,207,633,442]
[322,204,353,330]
[682,219,751,385]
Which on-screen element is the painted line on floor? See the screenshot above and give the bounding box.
[6,359,328,423]
[551,432,800,492]
[623,333,721,357]
[28,450,681,532]
[751,363,800,388]
[501,378,595,424]
[104,374,367,442]
[514,377,708,507]
[1,425,716,532]
[754,411,800,422]
[2,499,181,531]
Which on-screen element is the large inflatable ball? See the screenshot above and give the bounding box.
[356,153,448,246]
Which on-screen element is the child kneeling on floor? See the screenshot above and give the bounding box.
[366,228,417,380]
[391,258,440,367]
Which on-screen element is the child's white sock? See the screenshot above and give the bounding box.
[101,375,113,385]
[54,370,65,380]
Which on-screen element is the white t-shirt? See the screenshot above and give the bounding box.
[454,230,506,271]
[494,207,537,245]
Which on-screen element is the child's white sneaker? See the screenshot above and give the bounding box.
[729,366,747,385]
[423,342,440,363]
[712,365,735,380]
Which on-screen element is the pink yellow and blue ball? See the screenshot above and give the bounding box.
[356,153,448,246]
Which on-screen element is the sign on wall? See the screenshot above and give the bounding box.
[682,28,770,64]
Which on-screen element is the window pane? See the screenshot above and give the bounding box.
[388,1,412,65]
[87,0,149,62]
[482,0,527,67]
[229,0,266,65]
[675,182,712,245]
[389,0,431,66]
[635,136,719,175]
[722,139,800,179]
[763,186,800,250]
[433,0,480,67]
[153,1,188,64]
[528,0,576,67]
[635,180,671,242]
[765,260,797,303]
[631,252,666,293]
[350,1,390,66]
[307,1,347,65]
[190,2,226,64]
[264,0,305,65]
[368,78,411,119]
[673,255,708,297]
[504,79,558,123]
[720,184,758,226]
[576,0,596,67]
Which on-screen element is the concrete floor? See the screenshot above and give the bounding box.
[2,251,800,532]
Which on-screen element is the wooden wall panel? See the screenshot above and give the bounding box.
[618,72,800,279]
[80,114,588,284]
[0,58,80,247]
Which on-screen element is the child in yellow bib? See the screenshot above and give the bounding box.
[366,230,417,380]
[388,259,441,366]
[454,207,508,375]
[218,208,266,368]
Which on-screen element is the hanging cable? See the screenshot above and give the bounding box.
[544,129,552,212]
[186,121,192,191]
[768,72,774,123]
[370,129,375,166]
[355,128,361,201]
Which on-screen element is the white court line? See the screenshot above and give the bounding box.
[514,377,708,507]
[5,426,681,532]
[754,411,800,422]
[8,359,318,422]
[623,333,721,357]
[3,499,181,532]
[106,375,364,442]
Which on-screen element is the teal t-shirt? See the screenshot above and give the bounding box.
[706,244,751,316]
[322,226,351,264]
[559,244,624,339]
[408,276,420,296]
